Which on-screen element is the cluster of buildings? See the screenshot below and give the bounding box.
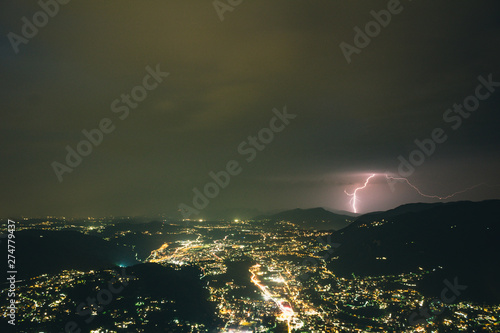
[1,217,498,332]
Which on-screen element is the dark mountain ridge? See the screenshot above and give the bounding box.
[326,200,500,303]
[254,207,354,230]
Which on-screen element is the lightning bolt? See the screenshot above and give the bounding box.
[344,174,376,213]
[344,173,485,213]
[386,175,484,200]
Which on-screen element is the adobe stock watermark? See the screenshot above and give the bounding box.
[178,106,296,218]
[7,0,72,54]
[340,0,409,64]
[213,0,243,21]
[409,276,467,326]
[62,268,136,333]
[5,219,17,326]
[391,74,499,183]
[51,64,169,182]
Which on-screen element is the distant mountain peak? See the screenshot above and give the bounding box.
[253,207,354,231]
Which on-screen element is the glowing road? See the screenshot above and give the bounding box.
[249,264,294,332]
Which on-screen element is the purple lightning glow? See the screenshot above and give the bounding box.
[345,173,484,213]
[344,174,376,213]
[385,175,485,200]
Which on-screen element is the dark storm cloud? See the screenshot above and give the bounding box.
[1,0,499,216]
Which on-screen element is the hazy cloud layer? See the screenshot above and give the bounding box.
[1,0,499,217]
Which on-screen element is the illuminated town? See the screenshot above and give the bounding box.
[1,215,498,332]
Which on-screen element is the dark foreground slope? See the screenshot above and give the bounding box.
[0,263,220,332]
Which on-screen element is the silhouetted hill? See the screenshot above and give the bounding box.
[326,200,500,303]
[324,208,359,217]
[356,202,446,222]
[254,207,353,230]
[1,230,138,279]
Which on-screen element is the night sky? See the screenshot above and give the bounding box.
[1,0,500,218]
